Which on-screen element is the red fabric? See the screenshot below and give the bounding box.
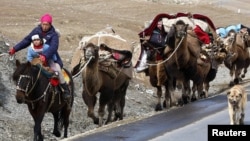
[8,48,16,55]
[135,12,216,68]
[112,52,120,60]
[138,12,216,38]
[34,45,43,49]
[50,78,59,86]
[193,25,210,44]
[156,53,163,61]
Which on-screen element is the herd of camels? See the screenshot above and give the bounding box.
[71,12,250,127]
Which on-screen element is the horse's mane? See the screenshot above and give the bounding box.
[12,61,31,82]
[12,60,42,82]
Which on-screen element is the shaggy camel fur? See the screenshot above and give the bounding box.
[163,20,200,105]
[223,30,250,86]
[81,42,131,126]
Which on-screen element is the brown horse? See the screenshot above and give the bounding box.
[12,59,74,141]
[223,30,250,86]
[81,42,131,126]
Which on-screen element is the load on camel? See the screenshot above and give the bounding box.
[216,24,250,86]
[70,27,133,126]
[134,12,226,110]
[134,12,218,73]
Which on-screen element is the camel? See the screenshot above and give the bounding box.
[162,20,201,105]
[163,19,223,103]
[223,30,250,86]
[81,42,131,126]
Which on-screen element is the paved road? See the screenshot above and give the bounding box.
[64,85,250,141]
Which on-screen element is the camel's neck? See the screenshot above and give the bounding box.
[83,60,100,95]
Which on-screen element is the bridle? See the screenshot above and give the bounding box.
[16,65,49,104]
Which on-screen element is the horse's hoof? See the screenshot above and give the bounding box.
[53,131,61,137]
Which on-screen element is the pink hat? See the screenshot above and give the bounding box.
[40,13,52,24]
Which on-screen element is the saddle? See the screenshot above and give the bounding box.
[99,43,132,68]
[30,58,70,86]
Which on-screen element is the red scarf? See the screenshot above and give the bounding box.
[33,45,43,49]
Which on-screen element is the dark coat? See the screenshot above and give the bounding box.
[14,24,63,68]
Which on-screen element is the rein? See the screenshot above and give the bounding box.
[146,36,185,66]
[26,65,42,96]
[17,65,49,106]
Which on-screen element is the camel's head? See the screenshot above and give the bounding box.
[174,20,188,39]
[83,42,99,61]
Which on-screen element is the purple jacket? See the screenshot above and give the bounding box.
[14,24,63,68]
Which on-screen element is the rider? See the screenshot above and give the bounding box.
[9,13,71,101]
[135,19,168,73]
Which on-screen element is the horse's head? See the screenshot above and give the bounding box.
[13,60,39,104]
[83,42,99,62]
[173,20,189,39]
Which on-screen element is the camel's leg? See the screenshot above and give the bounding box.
[182,80,191,104]
[155,86,163,111]
[191,84,197,101]
[106,102,114,124]
[82,90,98,124]
[99,90,114,127]
[229,66,236,86]
[164,83,172,109]
[234,68,242,85]
[196,82,204,99]
[203,81,210,98]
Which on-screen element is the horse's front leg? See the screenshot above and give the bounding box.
[52,112,61,137]
[33,116,44,141]
[82,90,98,124]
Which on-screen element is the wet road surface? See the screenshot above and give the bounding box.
[65,85,250,141]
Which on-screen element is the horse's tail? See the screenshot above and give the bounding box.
[58,68,75,130]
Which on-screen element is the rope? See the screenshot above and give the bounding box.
[145,36,185,66]
[72,56,93,79]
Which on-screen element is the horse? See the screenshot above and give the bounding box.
[12,59,74,141]
[81,42,131,126]
[223,30,250,86]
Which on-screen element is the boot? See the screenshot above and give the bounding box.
[61,83,71,101]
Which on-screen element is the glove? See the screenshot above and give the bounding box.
[39,54,46,64]
[9,48,16,55]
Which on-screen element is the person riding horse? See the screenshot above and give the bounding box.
[9,13,71,101]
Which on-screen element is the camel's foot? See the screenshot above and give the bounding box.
[155,103,163,111]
